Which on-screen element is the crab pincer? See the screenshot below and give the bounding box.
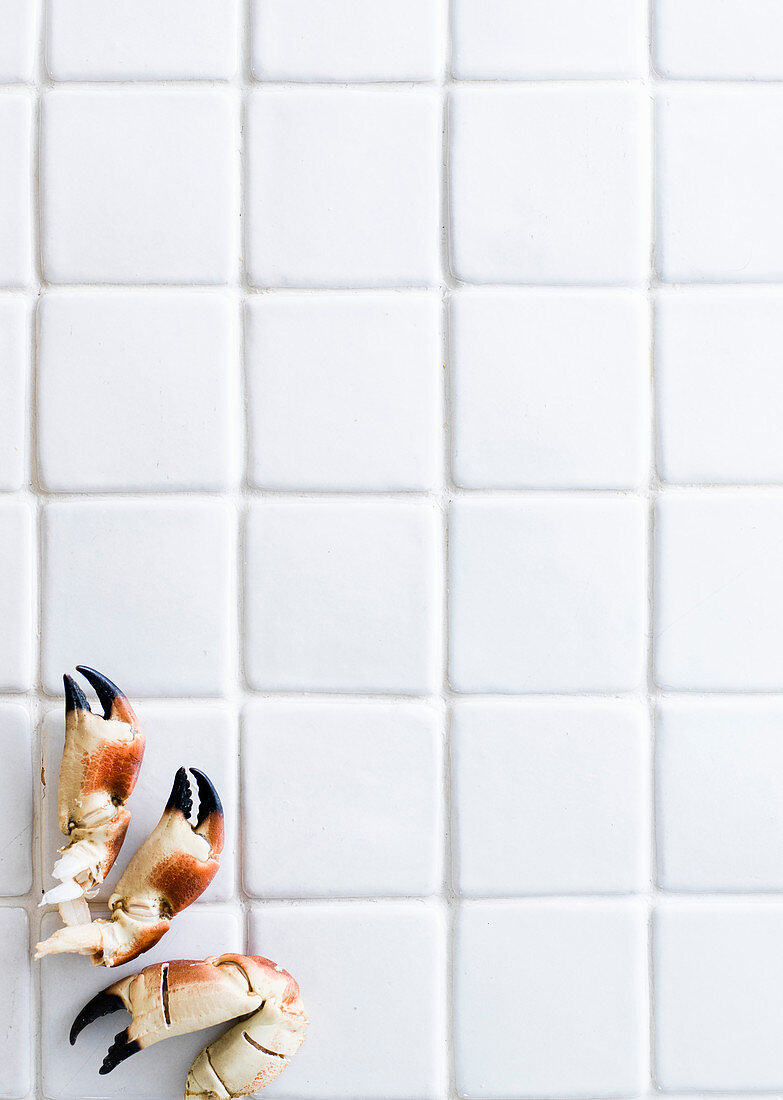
[36,766,224,967]
[70,953,308,1098]
[41,667,145,923]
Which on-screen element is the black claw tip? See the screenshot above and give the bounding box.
[165,766,193,818]
[64,673,90,715]
[70,990,124,1046]
[75,666,127,720]
[99,1027,141,1075]
[191,768,223,827]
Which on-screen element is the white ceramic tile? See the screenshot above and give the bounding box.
[245,292,440,490]
[656,290,783,483]
[0,909,31,1099]
[449,497,646,693]
[251,0,440,81]
[0,706,33,896]
[38,291,238,492]
[656,697,783,891]
[654,901,783,1089]
[245,500,440,693]
[41,89,238,284]
[655,0,783,79]
[42,500,233,696]
[0,0,36,81]
[0,96,32,287]
[655,492,783,690]
[450,86,649,285]
[452,0,646,79]
[47,0,239,80]
[40,905,242,1099]
[0,296,28,489]
[657,88,783,282]
[42,702,237,903]
[0,500,33,691]
[453,700,649,896]
[246,89,440,287]
[242,700,441,897]
[249,902,446,1099]
[455,901,647,1098]
[451,290,648,489]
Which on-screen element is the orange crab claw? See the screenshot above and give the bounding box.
[36,767,223,967]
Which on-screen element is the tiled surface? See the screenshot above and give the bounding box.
[38,290,239,491]
[242,700,441,897]
[5,6,783,1100]
[41,88,238,283]
[245,499,441,692]
[246,292,441,490]
[245,89,440,287]
[0,908,31,1099]
[449,496,646,692]
[654,902,783,1090]
[251,0,442,82]
[455,901,648,1097]
[249,903,446,1098]
[452,700,649,895]
[450,86,650,284]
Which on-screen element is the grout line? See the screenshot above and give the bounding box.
[646,0,660,1090]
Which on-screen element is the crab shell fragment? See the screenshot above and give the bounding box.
[42,666,145,914]
[36,766,224,967]
[70,953,308,1098]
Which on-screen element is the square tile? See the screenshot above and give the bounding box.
[42,703,237,903]
[451,290,648,489]
[0,500,34,691]
[0,296,28,489]
[0,95,32,286]
[656,290,783,483]
[452,0,646,79]
[654,901,783,1089]
[453,700,649,895]
[450,86,649,285]
[0,706,33,896]
[245,292,440,490]
[655,0,783,79]
[655,492,783,690]
[449,498,646,693]
[656,697,783,891]
[455,901,648,1098]
[657,88,783,282]
[246,89,440,287]
[47,0,239,79]
[249,902,446,1098]
[251,0,441,81]
[0,0,37,81]
[41,905,242,1099]
[245,500,440,693]
[42,500,233,696]
[41,89,238,284]
[0,909,30,1099]
[38,290,239,491]
[242,700,441,897]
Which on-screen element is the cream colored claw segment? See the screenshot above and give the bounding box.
[69,953,308,1098]
[35,766,224,967]
[41,667,145,918]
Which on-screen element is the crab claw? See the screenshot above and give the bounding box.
[71,954,307,1097]
[41,668,144,916]
[36,767,224,967]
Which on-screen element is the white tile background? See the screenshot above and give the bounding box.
[4,2,783,1099]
